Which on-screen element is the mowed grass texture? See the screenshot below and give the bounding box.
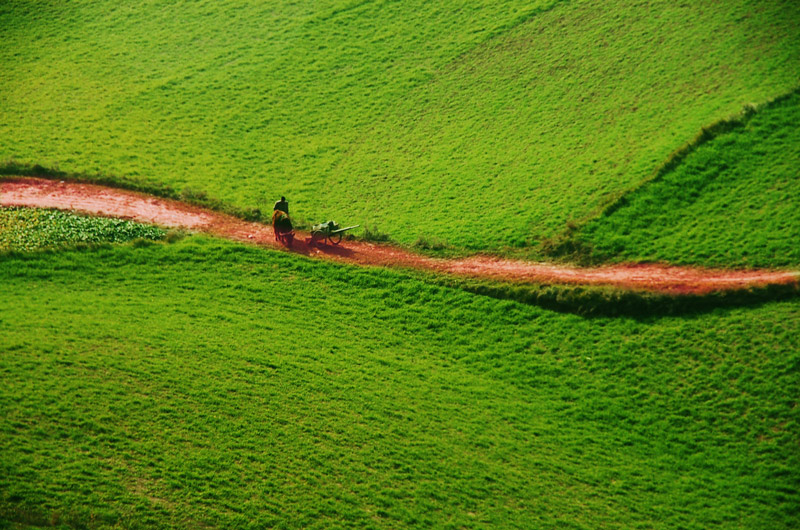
[578,90,800,269]
[2,238,799,529]
[2,0,799,250]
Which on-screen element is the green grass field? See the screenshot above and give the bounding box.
[2,0,800,527]
[575,89,800,268]
[2,0,798,251]
[2,237,798,529]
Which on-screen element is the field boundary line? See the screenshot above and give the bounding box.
[598,86,800,220]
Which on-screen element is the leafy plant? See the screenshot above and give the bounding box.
[0,207,165,253]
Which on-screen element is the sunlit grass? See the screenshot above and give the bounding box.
[1,0,797,251]
[1,237,798,528]
[579,90,800,268]
[1,0,799,527]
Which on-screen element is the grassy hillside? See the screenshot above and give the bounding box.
[2,237,799,529]
[330,1,800,249]
[2,0,798,251]
[2,0,799,527]
[0,0,560,229]
[577,89,800,268]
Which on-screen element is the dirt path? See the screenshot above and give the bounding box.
[2,177,797,295]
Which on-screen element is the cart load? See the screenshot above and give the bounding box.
[310,220,359,245]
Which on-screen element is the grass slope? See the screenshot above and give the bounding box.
[0,207,165,253]
[578,89,800,268]
[0,0,560,227]
[2,238,799,529]
[2,0,798,251]
[329,1,800,249]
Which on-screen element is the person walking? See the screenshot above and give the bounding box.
[272,196,293,247]
[273,196,289,215]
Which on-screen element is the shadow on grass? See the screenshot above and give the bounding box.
[433,276,800,319]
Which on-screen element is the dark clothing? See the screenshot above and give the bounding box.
[273,199,289,214]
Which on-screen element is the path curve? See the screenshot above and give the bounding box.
[2,177,797,295]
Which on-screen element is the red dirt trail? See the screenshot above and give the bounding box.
[2,177,797,295]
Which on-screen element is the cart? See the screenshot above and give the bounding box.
[310,220,359,246]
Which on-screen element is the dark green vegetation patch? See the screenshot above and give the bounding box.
[0,207,165,253]
[1,238,799,529]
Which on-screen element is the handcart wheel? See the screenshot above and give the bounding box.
[311,231,323,244]
[329,232,343,245]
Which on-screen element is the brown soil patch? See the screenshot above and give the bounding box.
[2,177,797,295]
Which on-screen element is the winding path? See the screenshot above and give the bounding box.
[2,177,797,295]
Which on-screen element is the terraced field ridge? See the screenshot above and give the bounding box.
[2,177,797,295]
